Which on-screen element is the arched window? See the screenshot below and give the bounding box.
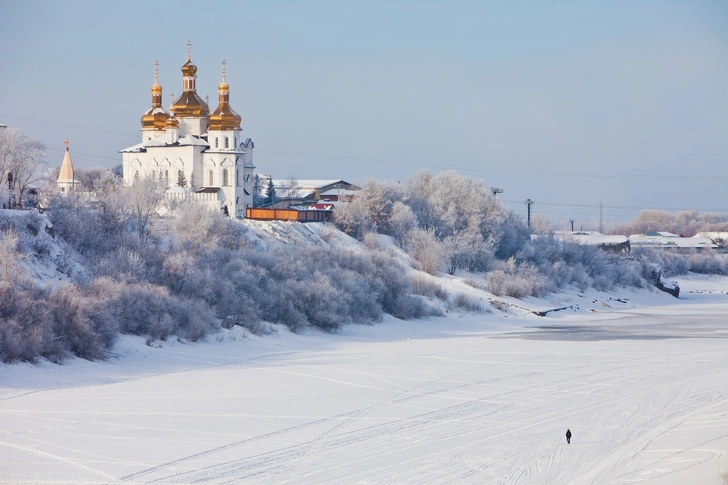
[151,170,156,181]
[164,170,169,185]
[215,137,219,148]
[209,169,214,186]
[134,170,140,184]
[223,169,229,186]
[224,136,229,148]
[236,169,240,186]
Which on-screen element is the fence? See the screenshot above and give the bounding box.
[246,208,332,222]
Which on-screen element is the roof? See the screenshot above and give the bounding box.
[629,234,717,248]
[120,134,210,153]
[555,231,629,246]
[266,179,360,199]
[57,146,74,183]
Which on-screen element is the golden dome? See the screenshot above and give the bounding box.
[141,60,169,130]
[171,43,210,118]
[165,115,179,128]
[208,59,242,131]
[172,91,210,118]
[182,58,197,76]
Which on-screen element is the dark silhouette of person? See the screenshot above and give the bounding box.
[566,429,572,444]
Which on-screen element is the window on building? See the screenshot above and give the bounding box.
[151,170,156,181]
[236,169,240,186]
[215,137,219,148]
[209,169,213,186]
[165,170,169,186]
[224,137,229,148]
[223,169,229,186]
[134,170,140,184]
[61,187,65,193]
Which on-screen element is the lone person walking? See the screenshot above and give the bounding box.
[566,429,572,444]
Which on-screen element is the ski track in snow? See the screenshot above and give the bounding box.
[2,290,728,484]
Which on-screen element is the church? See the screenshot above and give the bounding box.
[120,43,255,218]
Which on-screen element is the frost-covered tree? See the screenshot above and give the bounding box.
[280,174,299,199]
[405,227,442,275]
[0,128,46,209]
[0,229,25,286]
[389,201,418,248]
[128,175,165,244]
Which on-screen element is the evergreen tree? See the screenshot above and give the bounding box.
[177,171,188,188]
[253,174,263,207]
[264,178,277,205]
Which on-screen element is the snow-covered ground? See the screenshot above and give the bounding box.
[1,275,728,484]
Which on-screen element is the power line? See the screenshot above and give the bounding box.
[259,148,728,182]
[3,83,728,156]
[5,112,728,182]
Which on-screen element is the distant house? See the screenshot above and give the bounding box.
[259,179,360,209]
[629,232,717,250]
[693,232,728,248]
[555,231,631,254]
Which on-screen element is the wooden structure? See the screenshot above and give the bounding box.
[246,208,332,222]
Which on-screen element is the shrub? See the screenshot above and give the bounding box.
[452,293,487,313]
[411,275,448,300]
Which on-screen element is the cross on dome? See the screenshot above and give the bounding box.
[154,59,159,83]
[186,39,192,60]
[221,58,227,81]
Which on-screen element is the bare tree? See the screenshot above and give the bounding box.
[126,175,166,244]
[530,214,552,235]
[0,229,26,286]
[281,174,299,199]
[0,128,46,209]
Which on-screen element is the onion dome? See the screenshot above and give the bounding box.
[141,60,170,129]
[208,59,242,131]
[181,58,197,76]
[166,115,179,128]
[171,41,209,118]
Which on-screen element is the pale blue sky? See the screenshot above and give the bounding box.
[1,0,727,223]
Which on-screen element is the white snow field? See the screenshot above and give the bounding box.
[1,277,728,484]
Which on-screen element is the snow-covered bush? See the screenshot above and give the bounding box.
[411,275,447,300]
[688,251,728,275]
[451,293,487,313]
[486,262,547,298]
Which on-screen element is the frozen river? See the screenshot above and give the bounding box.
[1,284,727,484]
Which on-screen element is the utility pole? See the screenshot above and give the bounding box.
[525,198,534,229]
[599,201,603,233]
[569,219,574,232]
[7,172,14,209]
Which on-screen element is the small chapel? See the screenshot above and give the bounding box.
[120,42,255,218]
